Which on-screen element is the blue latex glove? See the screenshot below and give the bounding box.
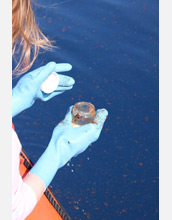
[29,106,108,188]
[12,62,75,117]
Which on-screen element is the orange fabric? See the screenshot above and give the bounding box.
[19,151,63,220]
[12,123,15,130]
[13,122,64,220]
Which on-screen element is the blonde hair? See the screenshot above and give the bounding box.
[12,0,54,75]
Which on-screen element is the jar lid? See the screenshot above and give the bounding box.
[40,72,59,94]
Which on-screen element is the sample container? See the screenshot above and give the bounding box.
[72,102,96,127]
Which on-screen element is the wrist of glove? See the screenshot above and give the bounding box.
[29,106,108,188]
[12,86,35,117]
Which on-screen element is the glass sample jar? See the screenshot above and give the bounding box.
[72,102,96,127]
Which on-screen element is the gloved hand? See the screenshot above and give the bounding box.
[29,106,108,188]
[12,62,75,117]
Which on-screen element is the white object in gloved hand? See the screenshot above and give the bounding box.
[40,72,59,94]
[29,106,108,188]
[12,62,75,117]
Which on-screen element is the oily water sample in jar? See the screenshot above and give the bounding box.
[72,102,96,127]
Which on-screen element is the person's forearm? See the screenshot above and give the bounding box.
[23,173,46,202]
[12,88,21,117]
[28,142,61,190]
[23,143,60,202]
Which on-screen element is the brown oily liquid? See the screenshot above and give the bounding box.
[72,102,96,127]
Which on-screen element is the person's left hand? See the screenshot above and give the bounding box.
[12,62,75,117]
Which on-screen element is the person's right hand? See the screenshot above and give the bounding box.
[49,106,108,168]
[29,106,108,188]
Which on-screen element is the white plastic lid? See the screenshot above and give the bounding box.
[40,72,59,94]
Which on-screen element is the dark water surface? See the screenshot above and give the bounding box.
[13,0,159,219]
